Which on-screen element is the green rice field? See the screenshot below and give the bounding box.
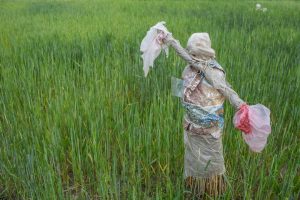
[0,0,299,199]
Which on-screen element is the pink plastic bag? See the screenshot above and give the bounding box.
[233,104,271,152]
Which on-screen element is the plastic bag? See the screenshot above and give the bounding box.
[233,104,271,152]
[140,21,171,77]
[171,76,184,98]
[184,131,225,179]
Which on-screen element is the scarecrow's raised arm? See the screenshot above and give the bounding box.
[162,35,195,66]
[163,34,245,110]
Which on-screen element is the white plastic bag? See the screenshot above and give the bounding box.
[233,104,271,152]
[140,21,171,77]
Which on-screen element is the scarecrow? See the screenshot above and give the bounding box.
[140,22,271,197]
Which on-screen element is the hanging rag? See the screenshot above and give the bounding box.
[140,21,171,77]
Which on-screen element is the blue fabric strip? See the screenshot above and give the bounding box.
[182,101,224,129]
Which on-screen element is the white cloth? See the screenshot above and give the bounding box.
[140,21,171,77]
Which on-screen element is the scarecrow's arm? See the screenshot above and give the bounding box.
[204,67,245,109]
[164,35,245,109]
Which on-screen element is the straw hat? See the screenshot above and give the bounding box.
[186,33,215,61]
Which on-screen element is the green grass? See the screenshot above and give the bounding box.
[0,0,299,199]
